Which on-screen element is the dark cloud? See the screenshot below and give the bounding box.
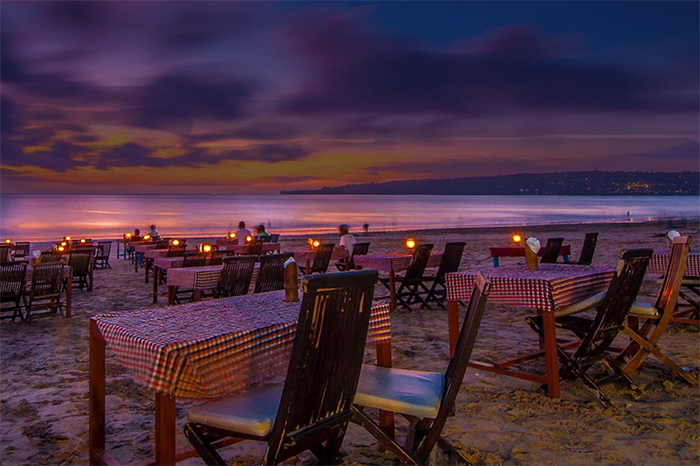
[283,14,698,117]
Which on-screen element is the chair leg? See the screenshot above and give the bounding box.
[436,436,472,465]
[600,358,644,399]
[183,423,227,466]
[311,424,347,465]
[351,407,417,465]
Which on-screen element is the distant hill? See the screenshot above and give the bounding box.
[281,171,699,196]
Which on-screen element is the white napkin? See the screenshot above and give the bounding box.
[284,257,296,268]
[667,230,681,241]
[526,237,540,253]
[32,250,41,259]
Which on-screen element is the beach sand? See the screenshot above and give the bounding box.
[1,220,698,465]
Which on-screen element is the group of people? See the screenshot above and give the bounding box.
[127,221,357,255]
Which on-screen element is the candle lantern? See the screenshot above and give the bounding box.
[171,239,180,247]
[60,241,67,247]
[64,236,72,241]
[4,238,11,244]
[512,234,522,244]
[245,235,253,244]
[143,234,151,241]
[124,233,132,240]
[228,231,236,239]
[406,238,416,249]
[80,238,87,244]
[58,245,65,252]
[312,240,320,248]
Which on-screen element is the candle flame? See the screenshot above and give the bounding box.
[144,234,151,240]
[58,246,65,252]
[512,234,522,243]
[203,244,212,253]
[80,239,86,243]
[406,238,416,249]
[229,232,236,238]
[172,239,180,246]
[60,241,67,246]
[4,239,11,244]
[246,235,253,243]
[312,240,320,248]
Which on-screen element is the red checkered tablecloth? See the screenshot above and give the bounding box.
[446,264,614,313]
[93,291,391,401]
[353,253,442,273]
[648,250,699,276]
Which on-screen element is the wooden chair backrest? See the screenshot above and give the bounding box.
[311,244,335,273]
[0,246,11,262]
[215,256,257,298]
[269,234,280,243]
[540,238,564,264]
[416,273,491,460]
[256,235,272,243]
[244,243,263,257]
[577,233,599,265]
[155,239,170,249]
[254,253,294,293]
[29,263,64,300]
[0,261,27,303]
[573,248,652,360]
[182,253,206,268]
[404,244,434,282]
[38,252,62,264]
[68,253,92,275]
[348,242,370,269]
[12,242,30,256]
[96,241,112,258]
[435,242,465,279]
[166,247,186,257]
[654,236,691,317]
[265,270,378,463]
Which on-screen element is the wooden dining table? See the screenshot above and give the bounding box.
[445,264,614,398]
[354,252,443,312]
[89,291,393,465]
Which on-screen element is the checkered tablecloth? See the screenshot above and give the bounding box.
[446,264,614,313]
[93,291,391,401]
[153,257,187,270]
[144,248,171,259]
[353,253,443,273]
[648,250,700,276]
[292,249,348,264]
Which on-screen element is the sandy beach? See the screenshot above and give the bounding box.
[1,220,698,465]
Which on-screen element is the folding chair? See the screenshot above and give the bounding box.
[1,261,27,322]
[0,245,11,262]
[420,242,465,309]
[184,270,379,465]
[379,244,434,311]
[574,233,598,265]
[540,238,564,264]
[526,249,653,406]
[213,256,257,298]
[297,244,334,275]
[69,252,93,291]
[254,253,294,294]
[269,234,280,243]
[352,273,491,464]
[24,263,66,321]
[94,241,112,269]
[12,242,30,260]
[182,253,207,267]
[616,236,698,385]
[336,242,370,271]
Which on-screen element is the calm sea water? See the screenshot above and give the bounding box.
[0,194,697,242]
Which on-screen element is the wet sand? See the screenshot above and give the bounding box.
[1,220,698,465]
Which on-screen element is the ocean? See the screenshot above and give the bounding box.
[0,194,697,242]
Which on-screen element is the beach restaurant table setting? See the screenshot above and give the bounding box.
[89,291,392,465]
[489,244,571,267]
[215,240,282,254]
[354,252,443,312]
[445,264,615,398]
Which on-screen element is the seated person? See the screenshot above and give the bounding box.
[235,221,252,245]
[131,228,143,241]
[336,224,356,256]
[255,224,271,240]
[147,224,160,239]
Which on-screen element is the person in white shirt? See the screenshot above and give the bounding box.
[235,221,252,245]
[336,224,356,256]
[147,224,159,239]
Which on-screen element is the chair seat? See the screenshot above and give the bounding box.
[555,291,606,317]
[629,301,660,318]
[354,365,444,419]
[188,384,282,437]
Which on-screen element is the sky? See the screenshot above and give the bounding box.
[1,0,698,194]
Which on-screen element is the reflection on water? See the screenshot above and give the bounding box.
[0,194,697,241]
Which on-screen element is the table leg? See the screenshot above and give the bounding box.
[145,258,150,283]
[389,269,397,312]
[153,267,159,304]
[193,290,203,302]
[168,286,176,306]
[134,252,139,273]
[493,257,499,267]
[155,392,177,465]
[89,320,106,464]
[65,275,73,318]
[375,340,395,438]
[541,310,561,398]
[563,254,570,263]
[447,300,460,355]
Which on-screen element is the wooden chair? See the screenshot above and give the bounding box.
[0,245,11,262]
[269,234,280,243]
[336,242,370,271]
[526,249,653,406]
[12,242,30,259]
[24,263,66,321]
[208,250,237,266]
[214,256,257,298]
[182,253,207,268]
[379,244,434,311]
[242,243,264,258]
[1,261,27,322]
[352,273,491,464]
[540,238,564,264]
[166,247,186,257]
[94,241,112,269]
[184,270,380,465]
[574,233,598,265]
[616,236,697,385]
[254,253,294,294]
[37,252,62,264]
[256,235,272,243]
[69,252,93,291]
[419,242,465,309]
[298,244,334,275]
